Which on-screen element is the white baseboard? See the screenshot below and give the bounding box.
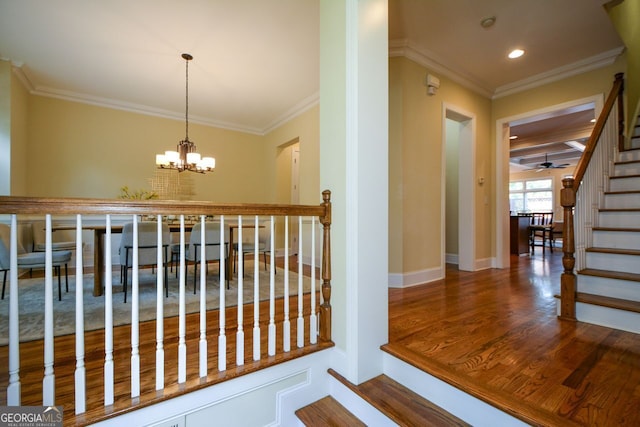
[445,253,459,264]
[388,266,443,288]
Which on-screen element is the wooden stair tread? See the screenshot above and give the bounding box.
[614,159,640,165]
[603,190,640,195]
[609,174,640,179]
[328,368,470,427]
[585,247,640,256]
[592,226,640,232]
[598,207,640,212]
[296,396,366,427]
[576,292,640,313]
[579,268,640,282]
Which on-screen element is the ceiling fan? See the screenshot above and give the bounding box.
[532,153,569,171]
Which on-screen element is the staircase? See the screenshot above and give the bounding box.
[296,368,470,427]
[570,114,640,334]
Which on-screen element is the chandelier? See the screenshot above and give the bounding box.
[155,53,215,173]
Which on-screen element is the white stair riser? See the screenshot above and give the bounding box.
[619,149,640,162]
[593,230,640,250]
[612,162,640,176]
[603,193,640,209]
[609,176,640,191]
[578,273,640,301]
[598,211,640,228]
[586,252,640,274]
[561,301,640,334]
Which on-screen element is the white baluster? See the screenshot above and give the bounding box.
[178,215,187,383]
[74,215,86,414]
[297,216,304,348]
[283,216,290,352]
[104,215,114,406]
[310,217,317,344]
[7,214,21,405]
[268,216,276,356]
[252,216,261,361]
[236,215,244,366]
[43,214,55,405]
[156,216,165,391]
[131,215,140,398]
[199,215,208,377]
[218,216,227,371]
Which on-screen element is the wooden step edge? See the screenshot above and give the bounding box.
[576,292,640,314]
[614,159,640,165]
[327,368,470,427]
[592,226,640,232]
[609,174,640,179]
[379,345,583,427]
[295,396,366,427]
[578,268,640,282]
[586,247,640,256]
[603,190,640,195]
[598,207,640,212]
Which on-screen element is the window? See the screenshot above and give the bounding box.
[509,178,553,213]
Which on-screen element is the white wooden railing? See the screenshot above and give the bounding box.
[574,102,619,271]
[0,192,332,420]
[559,73,624,320]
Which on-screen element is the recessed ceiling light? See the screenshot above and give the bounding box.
[480,16,496,28]
[508,49,525,59]
[590,118,596,123]
[509,135,518,140]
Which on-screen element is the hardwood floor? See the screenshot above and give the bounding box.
[384,251,640,426]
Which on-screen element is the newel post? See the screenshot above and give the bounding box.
[319,190,332,342]
[560,177,577,321]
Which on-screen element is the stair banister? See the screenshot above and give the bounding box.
[560,73,624,320]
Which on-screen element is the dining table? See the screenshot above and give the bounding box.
[53,220,261,297]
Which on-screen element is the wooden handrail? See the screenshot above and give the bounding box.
[560,74,624,321]
[572,73,624,192]
[0,196,327,217]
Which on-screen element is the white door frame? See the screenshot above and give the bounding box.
[494,95,604,268]
[443,104,476,272]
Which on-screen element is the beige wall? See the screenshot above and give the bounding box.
[263,105,320,205]
[25,95,270,202]
[607,0,640,130]
[445,119,459,256]
[0,60,10,195]
[10,69,29,196]
[389,56,492,275]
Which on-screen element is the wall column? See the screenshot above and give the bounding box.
[320,0,389,383]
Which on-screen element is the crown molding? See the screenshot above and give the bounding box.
[389,38,494,99]
[14,65,317,136]
[30,85,266,135]
[493,47,625,99]
[262,92,319,135]
[389,39,625,101]
[11,63,35,92]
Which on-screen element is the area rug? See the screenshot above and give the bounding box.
[0,261,315,345]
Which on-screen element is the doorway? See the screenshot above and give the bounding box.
[494,95,604,268]
[443,105,475,272]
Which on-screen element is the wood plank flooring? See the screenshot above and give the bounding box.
[384,251,640,426]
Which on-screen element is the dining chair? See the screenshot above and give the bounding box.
[234,221,271,275]
[0,223,72,301]
[187,222,230,293]
[119,221,170,303]
[529,212,554,254]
